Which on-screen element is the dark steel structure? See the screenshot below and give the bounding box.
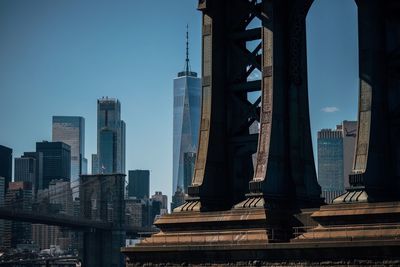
[184,0,321,213]
[124,0,400,265]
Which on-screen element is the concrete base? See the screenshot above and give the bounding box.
[129,205,270,248]
[294,201,400,242]
[123,239,400,266]
[122,201,400,266]
[122,199,321,265]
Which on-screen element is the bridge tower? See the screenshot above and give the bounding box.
[184,0,321,212]
[123,0,400,265]
[80,173,126,267]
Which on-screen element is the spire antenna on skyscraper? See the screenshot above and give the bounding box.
[185,24,191,73]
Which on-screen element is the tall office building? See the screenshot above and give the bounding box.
[127,170,150,199]
[20,152,43,195]
[36,141,71,189]
[96,97,126,174]
[172,28,201,195]
[52,116,86,195]
[0,145,12,194]
[317,120,357,203]
[14,156,36,185]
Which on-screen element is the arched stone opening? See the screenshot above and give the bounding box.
[306,0,359,203]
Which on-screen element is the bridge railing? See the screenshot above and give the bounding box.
[134,228,286,247]
[293,222,400,241]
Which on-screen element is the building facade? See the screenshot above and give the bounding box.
[32,224,59,250]
[318,128,344,192]
[171,187,185,211]
[3,182,33,248]
[0,145,12,195]
[151,191,168,215]
[96,98,126,174]
[172,29,201,195]
[127,170,150,199]
[317,121,357,203]
[125,198,161,228]
[21,152,43,195]
[36,141,71,189]
[52,116,87,195]
[14,156,36,186]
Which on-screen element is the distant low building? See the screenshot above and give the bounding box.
[125,198,161,228]
[171,187,185,211]
[151,191,168,215]
[32,224,59,250]
[125,198,144,228]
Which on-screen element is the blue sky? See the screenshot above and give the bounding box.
[0,0,358,202]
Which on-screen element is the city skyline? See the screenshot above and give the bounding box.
[0,0,359,201]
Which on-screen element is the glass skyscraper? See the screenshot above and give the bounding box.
[95,97,126,174]
[21,152,43,195]
[172,28,201,195]
[36,141,71,189]
[127,170,150,199]
[52,116,86,195]
[318,128,344,192]
[317,121,357,203]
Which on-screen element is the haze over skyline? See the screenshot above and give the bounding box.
[0,0,358,201]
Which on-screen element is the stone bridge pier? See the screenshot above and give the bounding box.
[80,174,126,267]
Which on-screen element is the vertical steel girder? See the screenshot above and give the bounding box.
[179,0,321,212]
[338,0,400,202]
[184,0,264,211]
[248,0,321,208]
